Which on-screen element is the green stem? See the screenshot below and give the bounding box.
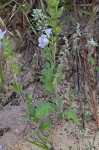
[0,62,4,92]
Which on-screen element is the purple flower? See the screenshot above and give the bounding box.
[0,41,3,49]
[0,29,6,39]
[44,28,52,37]
[0,29,6,49]
[38,28,52,48]
[38,34,49,48]
[0,144,2,150]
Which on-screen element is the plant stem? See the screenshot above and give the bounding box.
[0,62,4,92]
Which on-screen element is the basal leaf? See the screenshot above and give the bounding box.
[35,101,55,120]
[27,140,49,150]
[40,119,52,131]
[12,81,20,94]
[62,109,80,125]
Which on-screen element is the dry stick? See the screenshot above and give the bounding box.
[97,47,99,87]
[91,0,98,124]
[40,0,45,12]
[91,0,99,125]
[75,43,85,128]
[93,47,98,119]
[73,0,77,19]
[91,0,95,27]
[73,0,85,127]
[82,50,99,126]
[79,39,88,128]
[86,61,99,125]
[77,42,88,128]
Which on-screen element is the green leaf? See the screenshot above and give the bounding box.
[27,140,49,150]
[40,119,52,131]
[3,37,20,75]
[55,94,61,112]
[25,93,38,122]
[53,73,62,85]
[62,109,80,125]
[19,84,23,92]
[10,63,20,74]
[5,53,14,62]
[44,48,53,61]
[27,102,38,122]
[25,92,32,101]
[54,26,62,33]
[35,101,55,120]
[47,6,56,16]
[39,62,54,93]
[54,8,63,18]
[3,36,12,53]
[69,88,76,94]
[45,0,60,7]
[36,132,51,145]
[48,18,58,27]
[96,66,99,71]
[0,63,4,92]
[89,56,94,64]
[20,4,27,12]
[12,81,20,94]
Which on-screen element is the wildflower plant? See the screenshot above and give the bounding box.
[24,1,80,139]
[36,0,80,130]
[22,0,81,149]
[24,1,64,133]
[3,36,20,75]
[39,0,63,96]
[0,28,20,93]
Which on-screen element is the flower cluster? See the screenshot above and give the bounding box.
[73,22,81,42]
[38,28,52,48]
[31,9,49,31]
[0,28,6,49]
[87,38,98,47]
[76,23,81,37]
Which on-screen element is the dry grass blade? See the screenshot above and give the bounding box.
[82,49,99,126]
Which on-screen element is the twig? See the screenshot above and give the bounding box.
[82,49,99,126]
[40,0,45,12]
[73,0,77,19]
[75,40,85,128]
